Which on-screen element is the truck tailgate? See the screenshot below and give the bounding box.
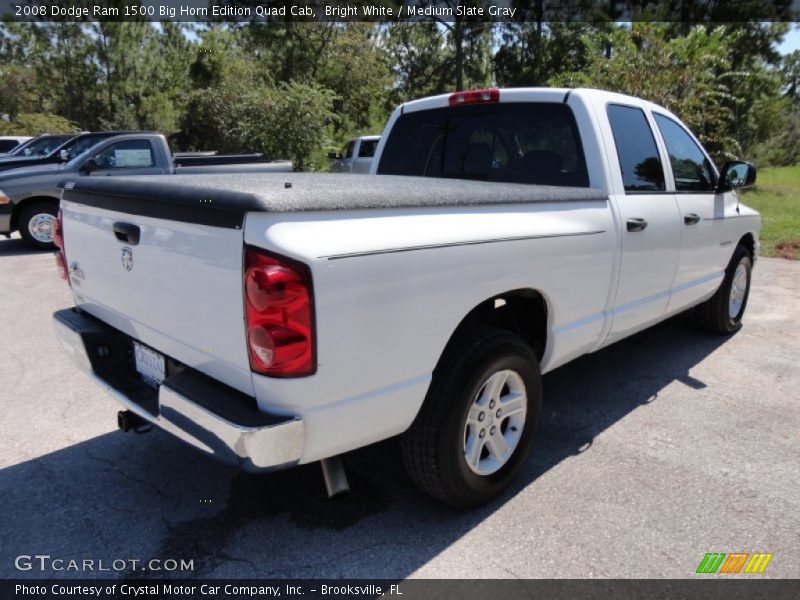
[60,197,253,395]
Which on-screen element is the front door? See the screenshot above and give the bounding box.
[336,140,355,173]
[85,139,163,177]
[652,113,733,313]
[352,138,378,173]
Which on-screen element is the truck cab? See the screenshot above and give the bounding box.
[372,87,759,343]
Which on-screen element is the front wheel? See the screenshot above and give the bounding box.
[695,244,752,334]
[18,201,58,250]
[401,327,542,507]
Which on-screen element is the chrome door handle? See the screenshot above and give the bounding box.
[626,218,648,232]
[684,213,701,225]
[113,222,140,245]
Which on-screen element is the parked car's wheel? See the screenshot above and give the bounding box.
[401,327,541,507]
[695,244,752,334]
[18,201,58,250]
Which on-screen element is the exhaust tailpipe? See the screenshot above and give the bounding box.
[117,410,152,433]
[320,456,350,498]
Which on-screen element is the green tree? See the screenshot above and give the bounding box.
[381,22,452,105]
[27,23,101,126]
[551,24,746,161]
[242,23,391,135]
[494,22,595,87]
[782,50,800,99]
[381,18,491,108]
[0,113,78,136]
[399,0,493,91]
[178,61,337,170]
[0,65,36,121]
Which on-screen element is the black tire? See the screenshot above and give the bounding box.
[401,326,542,508]
[17,201,58,250]
[695,244,752,334]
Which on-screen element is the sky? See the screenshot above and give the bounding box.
[778,24,800,55]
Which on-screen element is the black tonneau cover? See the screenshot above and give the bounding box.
[60,173,607,229]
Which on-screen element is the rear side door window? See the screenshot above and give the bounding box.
[653,114,716,192]
[606,104,665,193]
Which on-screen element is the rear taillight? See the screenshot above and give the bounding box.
[55,250,68,281]
[53,209,64,250]
[243,246,315,377]
[449,88,500,106]
[53,209,69,283]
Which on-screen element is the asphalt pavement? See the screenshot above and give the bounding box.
[1,232,798,579]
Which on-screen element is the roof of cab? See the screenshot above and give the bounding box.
[399,87,671,117]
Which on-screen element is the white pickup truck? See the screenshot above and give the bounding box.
[53,88,760,507]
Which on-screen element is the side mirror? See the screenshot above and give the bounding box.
[327,151,339,160]
[59,149,70,162]
[79,158,98,174]
[717,160,756,192]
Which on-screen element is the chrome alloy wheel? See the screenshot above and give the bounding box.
[28,213,56,244]
[728,262,748,320]
[463,369,527,476]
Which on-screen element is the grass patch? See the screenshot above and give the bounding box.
[740,165,800,260]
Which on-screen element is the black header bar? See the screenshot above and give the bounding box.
[1,0,798,23]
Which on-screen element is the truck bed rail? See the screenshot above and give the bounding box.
[59,173,607,229]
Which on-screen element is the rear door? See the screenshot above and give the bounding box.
[603,104,682,343]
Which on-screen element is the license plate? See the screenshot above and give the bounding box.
[133,342,165,387]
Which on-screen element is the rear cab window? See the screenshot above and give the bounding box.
[377,103,590,187]
[606,104,665,193]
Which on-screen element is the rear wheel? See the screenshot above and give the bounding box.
[18,201,58,250]
[695,244,752,334]
[401,327,541,507]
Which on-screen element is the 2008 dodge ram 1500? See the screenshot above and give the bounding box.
[52,88,760,507]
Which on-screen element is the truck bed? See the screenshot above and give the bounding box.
[60,173,607,229]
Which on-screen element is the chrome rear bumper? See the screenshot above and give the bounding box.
[53,308,304,472]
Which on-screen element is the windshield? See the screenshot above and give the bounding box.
[65,140,110,169]
[377,102,589,187]
[64,142,100,168]
[11,135,74,157]
[58,134,113,161]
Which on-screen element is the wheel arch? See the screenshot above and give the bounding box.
[738,232,756,261]
[11,195,60,233]
[436,288,549,374]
